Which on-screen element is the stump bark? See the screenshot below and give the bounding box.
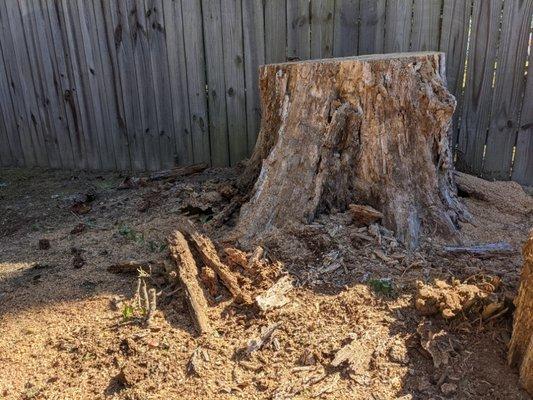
[508,230,533,394]
[237,52,467,248]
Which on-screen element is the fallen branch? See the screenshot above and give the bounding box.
[168,231,211,335]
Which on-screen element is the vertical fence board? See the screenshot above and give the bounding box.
[45,0,87,169]
[243,0,265,153]
[287,0,311,60]
[19,0,61,168]
[82,0,120,170]
[456,0,503,174]
[512,60,533,186]
[144,0,176,169]
[265,0,287,63]
[61,0,104,169]
[0,4,24,166]
[482,0,532,180]
[95,0,131,171]
[411,0,442,51]
[333,0,360,57]
[384,0,413,53]
[202,0,229,166]
[23,0,70,169]
[358,0,386,54]
[439,0,472,148]
[221,0,248,165]
[311,0,334,58]
[162,0,193,165]
[181,0,210,164]
[34,0,76,169]
[2,1,48,166]
[130,0,162,170]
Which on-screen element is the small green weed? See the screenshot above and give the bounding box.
[118,224,144,244]
[122,304,134,321]
[368,278,394,297]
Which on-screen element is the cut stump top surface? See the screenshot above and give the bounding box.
[262,51,445,67]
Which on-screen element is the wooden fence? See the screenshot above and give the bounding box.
[0,0,531,185]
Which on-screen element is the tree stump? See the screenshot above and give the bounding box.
[508,230,533,394]
[237,52,468,248]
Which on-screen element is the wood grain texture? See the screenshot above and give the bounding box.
[384,0,414,53]
[310,0,334,58]
[202,0,229,167]
[333,0,360,57]
[456,0,503,174]
[512,60,533,186]
[162,0,193,166]
[265,0,287,63]
[439,0,472,148]
[483,0,532,180]
[242,0,265,154]
[358,0,386,54]
[287,0,310,60]
[410,0,442,51]
[181,0,210,164]
[221,0,248,165]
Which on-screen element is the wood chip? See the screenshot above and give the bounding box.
[256,276,293,311]
[348,204,383,225]
[246,322,281,354]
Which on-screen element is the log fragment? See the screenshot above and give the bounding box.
[442,242,513,257]
[236,52,468,249]
[189,231,251,304]
[168,231,211,335]
[348,204,383,226]
[508,230,533,394]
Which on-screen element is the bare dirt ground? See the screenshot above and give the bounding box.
[0,167,531,400]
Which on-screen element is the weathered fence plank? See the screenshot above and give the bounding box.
[358,0,386,54]
[265,0,287,63]
[287,0,310,60]
[107,0,147,170]
[439,0,472,148]
[221,0,248,165]
[162,0,193,166]
[384,0,413,53]
[333,0,360,57]
[410,0,442,51]
[512,60,533,186]
[181,0,210,164]
[310,0,334,58]
[456,0,503,175]
[162,0,193,165]
[483,0,532,180]
[0,4,24,166]
[242,0,265,154]
[202,0,229,167]
[145,0,177,169]
[2,0,49,167]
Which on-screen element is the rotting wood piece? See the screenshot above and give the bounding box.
[348,204,383,226]
[168,231,211,335]
[179,219,252,304]
[508,229,533,394]
[256,275,293,311]
[236,52,469,249]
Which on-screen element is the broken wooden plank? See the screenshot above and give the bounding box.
[256,275,293,311]
[148,162,208,181]
[443,242,513,256]
[168,230,211,335]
